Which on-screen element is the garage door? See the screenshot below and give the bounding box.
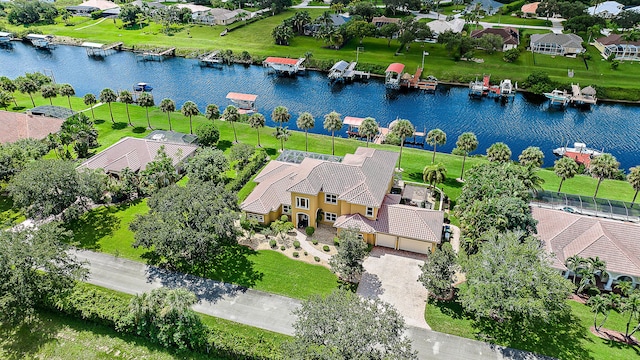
[376,233,397,249]
[398,237,430,255]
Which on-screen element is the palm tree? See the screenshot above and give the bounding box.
[622,292,640,338]
[205,104,220,122]
[83,93,97,120]
[565,255,584,287]
[58,84,75,110]
[0,76,18,107]
[272,106,291,131]
[518,146,544,168]
[159,98,176,131]
[323,111,343,155]
[359,117,379,148]
[423,163,447,188]
[621,30,639,59]
[518,165,545,195]
[99,88,118,124]
[248,113,266,147]
[628,166,640,206]
[587,294,609,332]
[16,78,38,107]
[181,101,199,135]
[41,84,58,105]
[118,90,134,127]
[426,128,446,164]
[391,119,415,170]
[486,142,512,163]
[554,157,579,193]
[137,92,155,129]
[223,105,240,143]
[616,280,633,297]
[273,126,291,151]
[590,153,620,198]
[296,112,315,152]
[454,132,478,181]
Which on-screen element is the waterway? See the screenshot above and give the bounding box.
[1,42,639,170]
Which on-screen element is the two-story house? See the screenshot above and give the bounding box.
[241,148,444,254]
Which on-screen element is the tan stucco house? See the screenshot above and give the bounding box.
[241,148,444,254]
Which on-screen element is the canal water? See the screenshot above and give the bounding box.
[1,42,639,170]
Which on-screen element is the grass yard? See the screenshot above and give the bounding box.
[480,14,551,27]
[426,298,640,360]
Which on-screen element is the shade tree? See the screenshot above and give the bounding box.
[418,242,458,301]
[329,228,368,284]
[195,123,220,147]
[185,148,228,184]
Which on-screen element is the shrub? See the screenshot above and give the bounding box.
[305,226,315,236]
[304,251,308,256]
[312,239,319,245]
[293,252,299,257]
[195,123,220,147]
[280,245,286,251]
[226,148,267,192]
[280,215,289,222]
[293,240,301,249]
[269,239,277,248]
[333,237,340,246]
[314,256,321,262]
[323,245,330,252]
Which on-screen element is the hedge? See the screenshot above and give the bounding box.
[226,148,268,192]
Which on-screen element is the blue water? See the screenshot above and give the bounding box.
[1,42,639,170]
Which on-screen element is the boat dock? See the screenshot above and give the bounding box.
[26,34,54,49]
[226,92,257,114]
[570,84,597,106]
[399,67,439,92]
[199,50,223,67]
[469,74,490,98]
[83,41,122,57]
[553,142,602,167]
[136,47,176,61]
[328,61,370,82]
[263,57,305,75]
[385,63,405,89]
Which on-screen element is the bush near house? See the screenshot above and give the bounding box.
[305,226,315,236]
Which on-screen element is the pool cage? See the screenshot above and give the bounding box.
[276,150,343,164]
[531,190,640,223]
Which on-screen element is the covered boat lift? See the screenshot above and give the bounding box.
[226,92,257,114]
[26,34,54,49]
[263,57,305,75]
[385,63,405,89]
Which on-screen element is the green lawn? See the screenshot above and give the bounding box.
[480,14,551,27]
[6,10,640,96]
[426,297,640,360]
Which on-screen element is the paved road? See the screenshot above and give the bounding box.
[74,249,551,359]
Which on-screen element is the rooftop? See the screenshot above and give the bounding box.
[0,110,64,144]
[76,0,119,10]
[226,92,257,102]
[471,27,519,45]
[521,2,539,13]
[28,105,76,120]
[264,57,300,65]
[385,63,405,74]
[596,34,640,46]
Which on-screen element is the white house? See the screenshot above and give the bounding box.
[587,1,624,18]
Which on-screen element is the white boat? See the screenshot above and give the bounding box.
[500,79,515,96]
[544,89,570,107]
[133,82,153,92]
[468,79,486,98]
[553,142,602,157]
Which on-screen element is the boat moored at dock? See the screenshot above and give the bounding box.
[133,83,153,92]
[544,89,570,107]
[553,142,602,167]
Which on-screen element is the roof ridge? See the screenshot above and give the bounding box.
[600,223,640,271]
[562,222,603,260]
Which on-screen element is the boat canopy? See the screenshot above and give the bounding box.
[226,92,258,102]
[344,116,365,126]
[385,63,405,74]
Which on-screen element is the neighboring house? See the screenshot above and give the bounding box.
[530,33,585,56]
[191,7,247,26]
[241,148,444,254]
[0,110,64,144]
[78,135,198,176]
[426,19,465,36]
[371,16,400,28]
[471,27,519,51]
[520,2,540,17]
[587,1,624,18]
[304,14,351,36]
[67,0,119,15]
[594,34,640,61]
[28,105,76,120]
[533,207,640,291]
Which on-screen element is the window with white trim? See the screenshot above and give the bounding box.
[325,193,337,204]
[325,212,337,222]
[246,213,264,222]
[366,207,374,217]
[296,197,309,210]
[282,205,291,214]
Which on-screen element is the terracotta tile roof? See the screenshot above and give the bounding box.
[264,57,299,65]
[287,148,399,208]
[335,195,443,243]
[241,161,297,214]
[471,27,519,46]
[532,207,640,277]
[78,136,198,174]
[521,2,539,14]
[0,110,63,144]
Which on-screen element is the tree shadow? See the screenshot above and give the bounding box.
[111,122,128,130]
[132,126,147,134]
[217,140,233,152]
[356,272,384,299]
[64,205,122,250]
[11,106,26,111]
[429,298,471,321]
[474,310,594,360]
[204,244,264,289]
[265,147,277,157]
[94,119,106,125]
[0,312,62,360]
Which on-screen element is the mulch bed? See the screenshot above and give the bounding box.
[570,293,589,304]
[590,326,638,345]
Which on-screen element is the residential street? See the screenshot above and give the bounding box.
[73,249,552,359]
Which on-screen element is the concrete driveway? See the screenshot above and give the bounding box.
[357,247,430,329]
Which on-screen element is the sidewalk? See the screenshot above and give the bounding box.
[295,229,331,261]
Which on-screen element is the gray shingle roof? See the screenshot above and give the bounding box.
[78,136,198,174]
[533,207,640,278]
[530,33,584,50]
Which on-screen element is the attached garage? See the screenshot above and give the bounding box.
[398,237,431,255]
[376,233,397,249]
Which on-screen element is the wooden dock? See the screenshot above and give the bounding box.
[136,47,176,61]
[199,50,223,66]
[84,41,122,57]
[569,84,597,106]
